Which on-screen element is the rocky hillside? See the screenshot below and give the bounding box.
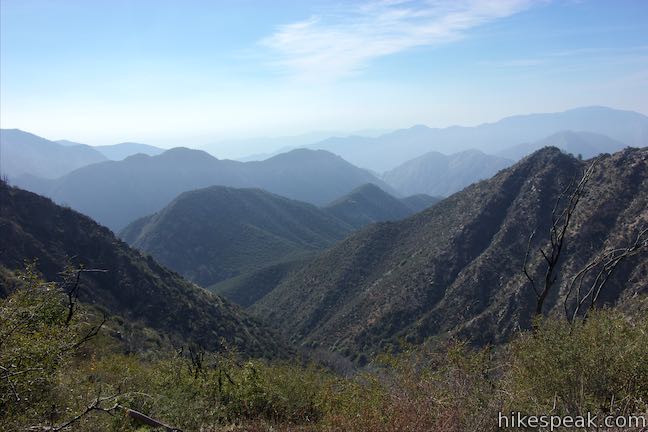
[252,147,648,358]
[0,183,285,357]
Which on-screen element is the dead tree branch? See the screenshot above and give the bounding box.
[564,227,648,321]
[523,160,597,316]
[29,391,183,432]
[59,268,108,326]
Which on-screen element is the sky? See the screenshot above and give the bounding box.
[1,0,647,156]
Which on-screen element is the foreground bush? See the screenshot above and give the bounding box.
[505,310,648,421]
[1,268,646,431]
[321,342,499,432]
[0,265,106,430]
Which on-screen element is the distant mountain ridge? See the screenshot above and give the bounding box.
[0,182,285,357]
[252,147,648,358]
[497,130,627,161]
[95,142,165,160]
[383,149,513,197]
[309,106,648,171]
[1,129,107,179]
[15,147,393,231]
[59,140,165,160]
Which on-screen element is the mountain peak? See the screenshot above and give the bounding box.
[158,146,217,161]
[384,149,513,197]
[265,148,342,163]
[324,182,414,229]
[516,145,575,168]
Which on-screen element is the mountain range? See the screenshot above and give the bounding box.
[15,148,392,231]
[120,183,438,289]
[57,140,165,160]
[56,140,164,160]
[96,142,165,160]
[120,186,352,287]
[309,106,647,171]
[202,129,391,161]
[6,107,646,234]
[3,124,646,364]
[0,130,167,181]
[0,181,285,357]
[251,147,648,358]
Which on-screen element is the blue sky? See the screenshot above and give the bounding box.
[1,0,647,153]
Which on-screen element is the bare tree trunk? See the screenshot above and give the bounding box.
[523,160,596,317]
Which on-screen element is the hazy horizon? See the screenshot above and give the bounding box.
[2,1,647,156]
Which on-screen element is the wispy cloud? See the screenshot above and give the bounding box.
[480,45,648,71]
[261,0,538,81]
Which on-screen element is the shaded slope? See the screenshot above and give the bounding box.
[0,183,285,357]
[201,185,437,308]
[209,257,313,308]
[383,149,513,196]
[120,186,353,287]
[324,183,420,229]
[208,188,440,309]
[400,194,441,213]
[253,147,648,357]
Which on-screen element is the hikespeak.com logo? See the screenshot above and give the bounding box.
[498,411,647,431]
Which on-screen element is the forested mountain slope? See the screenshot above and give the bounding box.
[120,186,353,287]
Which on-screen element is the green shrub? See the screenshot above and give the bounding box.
[0,265,105,430]
[505,310,648,418]
[321,342,499,432]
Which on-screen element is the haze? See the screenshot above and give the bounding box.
[1,0,647,158]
